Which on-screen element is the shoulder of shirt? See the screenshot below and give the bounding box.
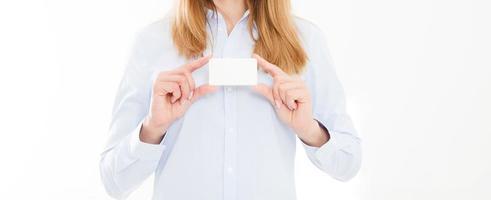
[292,16,332,74]
[292,16,327,46]
[133,17,174,49]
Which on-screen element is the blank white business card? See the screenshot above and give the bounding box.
[208,58,257,86]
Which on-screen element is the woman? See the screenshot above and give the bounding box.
[100,0,361,199]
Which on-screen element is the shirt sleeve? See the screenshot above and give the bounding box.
[99,26,167,199]
[300,23,362,182]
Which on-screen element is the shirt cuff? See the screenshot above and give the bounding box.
[302,130,342,161]
[301,118,342,162]
[128,120,166,161]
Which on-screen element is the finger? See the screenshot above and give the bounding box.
[178,79,191,103]
[160,74,187,88]
[284,89,306,110]
[273,76,290,109]
[272,82,282,109]
[278,81,304,110]
[182,71,195,99]
[166,70,196,100]
[160,74,191,101]
[252,54,285,77]
[182,55,212,72]
[190,84,217,103]
[161,82,181,103]
[252,83,275,105]
[167,83,181,103]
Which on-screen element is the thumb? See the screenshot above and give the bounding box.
[252,84,275,105]
[190,84,217,103]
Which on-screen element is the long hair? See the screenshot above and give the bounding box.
[171,0,307,74]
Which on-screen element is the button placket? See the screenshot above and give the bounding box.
[223,85,237,200]
[218,14,242,199]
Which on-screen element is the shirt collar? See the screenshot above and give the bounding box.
[205,8,257,40]
[206,9,250,22]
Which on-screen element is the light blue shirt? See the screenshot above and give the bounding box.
[100,10,361,200]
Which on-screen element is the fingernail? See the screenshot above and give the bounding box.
[275,100,281,109]
[188,91,194,100]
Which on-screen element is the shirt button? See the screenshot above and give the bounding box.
[228,128,234,133]
[226,87,233,93]
[227,167,233,173]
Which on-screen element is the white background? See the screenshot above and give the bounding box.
[0,0,490,199]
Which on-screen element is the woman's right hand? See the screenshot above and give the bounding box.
[140,55,216,144]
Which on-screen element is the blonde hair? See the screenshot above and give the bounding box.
[171,0,307,74]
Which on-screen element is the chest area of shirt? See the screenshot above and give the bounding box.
[205,22,256,58]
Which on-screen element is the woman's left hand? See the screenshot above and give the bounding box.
[252,54,329,147]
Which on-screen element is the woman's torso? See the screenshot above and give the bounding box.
[135,11,316,200]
